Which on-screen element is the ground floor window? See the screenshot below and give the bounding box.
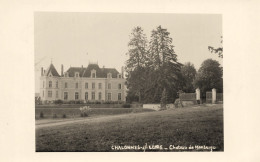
[99,92,102,100]
[118,93,121,101]
[92,92,95,100]
[108,93,112,101]
[48,91,52,98]
[85,92,88,100]
[64,92,68,100]
[75,92,79,100]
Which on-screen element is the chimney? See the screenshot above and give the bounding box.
[61,64,64,76]
[121,66,124,78]
[41,67,43,76]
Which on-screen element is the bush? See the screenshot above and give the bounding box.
[54,99,63,104]
[80,112,88,117]
[62,114,66,118]
[40,112,44,118]
[123,103,131,108]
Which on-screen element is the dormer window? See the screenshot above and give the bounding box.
[75,72,79,77]
[117,74,121,78]
[65,72,69,77]
[107,73,112,78]
[91,69,96,78]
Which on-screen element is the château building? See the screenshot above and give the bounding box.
[40,63,126,103]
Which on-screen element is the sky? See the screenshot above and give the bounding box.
[34,12,222,93]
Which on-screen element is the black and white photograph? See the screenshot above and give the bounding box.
[1,0,260,161]
[35,12,223,152]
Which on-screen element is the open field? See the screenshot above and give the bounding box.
[36,104,223,152]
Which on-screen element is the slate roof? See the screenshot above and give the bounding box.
[65,64,119,78]
[44,63,60,77]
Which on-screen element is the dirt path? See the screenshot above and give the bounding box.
[35,112,150,129]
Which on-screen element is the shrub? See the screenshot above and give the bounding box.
[80,106,91,117]
[123,103,131,108]
[40,112,44,118]
[62,114,66,118]
[54,99,63,104]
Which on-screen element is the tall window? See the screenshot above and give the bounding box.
[92,92,95,100]
[108,93,112,101]
[49,81,52,88]
[85,82,88,89]
[48,91,52,97]
[43,81,45,88]
[65,82,68,88]
[75,92,79,100]
[56,91,58,98]
[99,92,102,100]
[99,83,102,89]
[92,83,95,89]
[85,92,88,100]
[56,81,58,88]
[118,93,121,101]
[118,84,121,89]
[64,92,68,100]
[108,83,111,89]
[75,82,78,89]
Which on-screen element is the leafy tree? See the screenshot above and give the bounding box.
[208,36,223,58]
[193,59,223,98]
[147,26,182,105]
[125,26,148,102]
[180,62,197,93]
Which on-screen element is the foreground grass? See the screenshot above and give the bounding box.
[36,104,223,152]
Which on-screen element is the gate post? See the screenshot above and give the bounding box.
[196,88,201,104]
[212,88,217,104]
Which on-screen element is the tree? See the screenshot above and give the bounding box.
[193,59,223,98]
[125,26,148,102]
[208,36,223,58]
[180,62,197,93]
[147,26,182,107]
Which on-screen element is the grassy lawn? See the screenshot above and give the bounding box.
[36,104,223,152]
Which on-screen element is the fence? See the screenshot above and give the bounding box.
[206,91,223,103]
[206,92,212,103]
[179,93,196,101]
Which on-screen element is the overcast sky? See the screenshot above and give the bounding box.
[34,12,222,93]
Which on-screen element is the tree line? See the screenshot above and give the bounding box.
[125,26,223,106]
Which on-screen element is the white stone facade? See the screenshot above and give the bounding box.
[40,63,126,103]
